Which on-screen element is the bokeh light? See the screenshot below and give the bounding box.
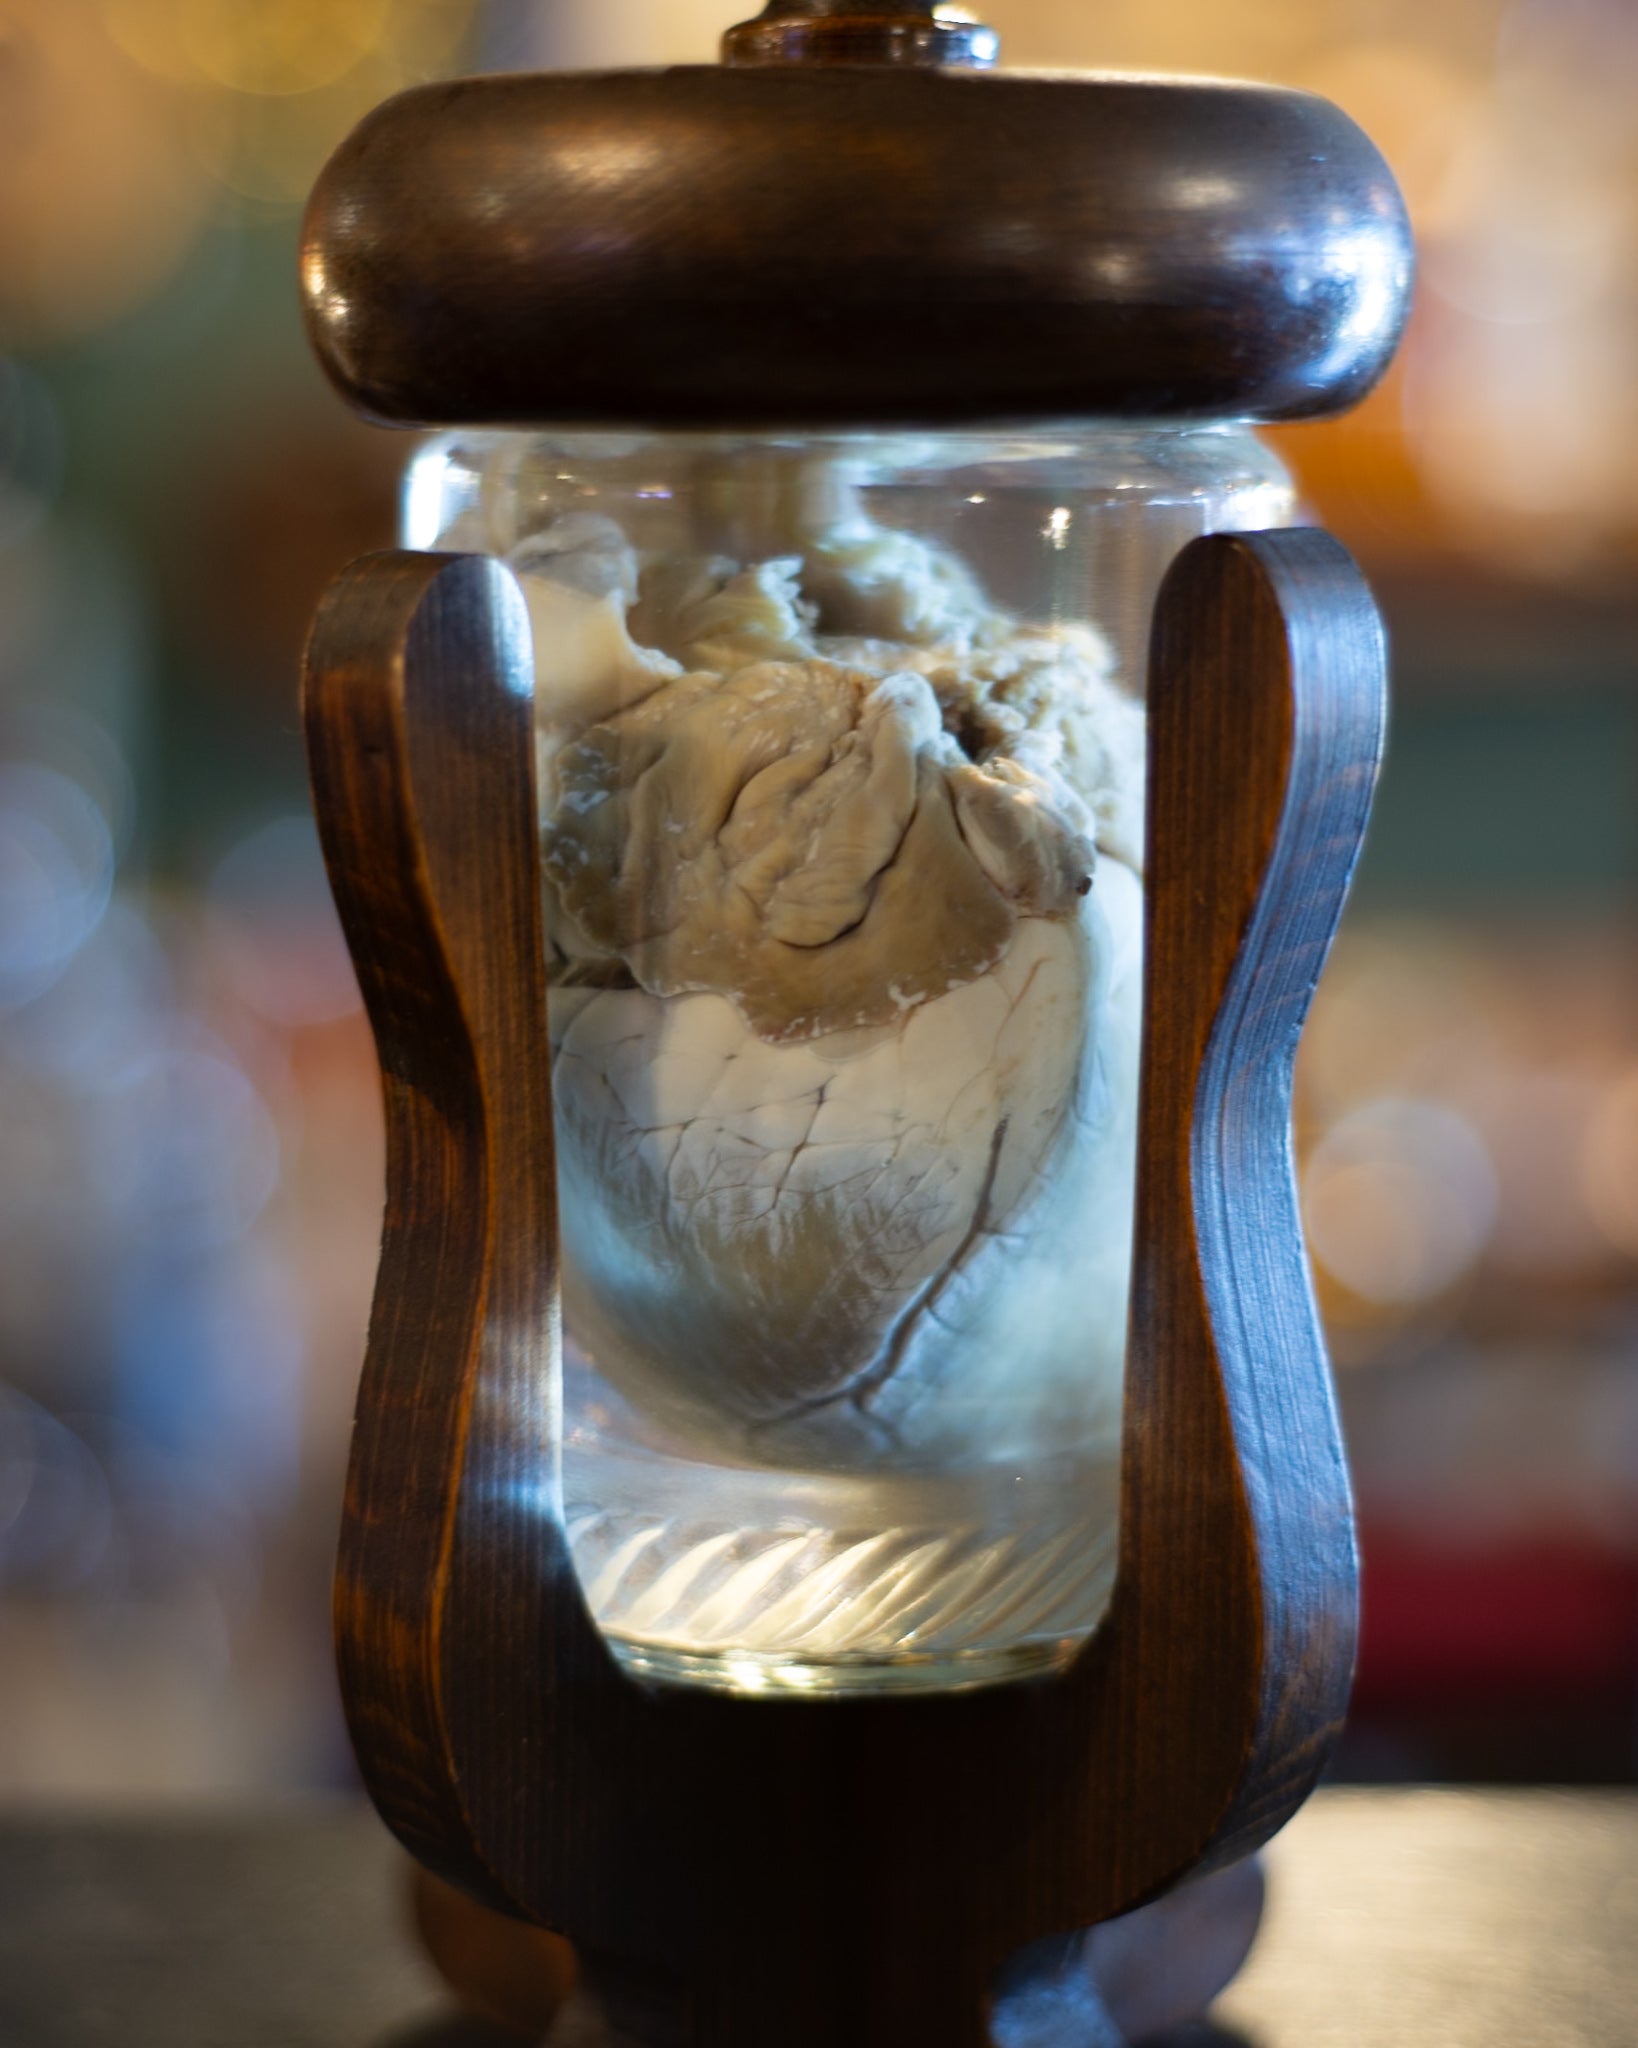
[1,0,481,343]
[208,816,360,1029]
[176,0,393,98]
[0,765,115,1010]
[1305,1098,1499,1310]
[0,0,402,1766]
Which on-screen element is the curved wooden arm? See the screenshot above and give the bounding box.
[304,553,593,1911]
[304,529,1386,2046]
[1117,528,1386,1873]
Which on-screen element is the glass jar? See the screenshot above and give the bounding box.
[404,426,1294,1697]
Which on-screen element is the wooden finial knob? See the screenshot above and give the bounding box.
[722,0,998,68]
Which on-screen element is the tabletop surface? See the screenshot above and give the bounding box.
[1,1788,1635,2047]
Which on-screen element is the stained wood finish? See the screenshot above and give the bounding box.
[299,70,1411,430]
[304,527,1386,2046]
[304,553,561,1914]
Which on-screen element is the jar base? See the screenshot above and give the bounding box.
[563,1399,1121,1700]
[606,1632,1083,1698]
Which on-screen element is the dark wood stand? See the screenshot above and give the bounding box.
[303,528,1387,2046]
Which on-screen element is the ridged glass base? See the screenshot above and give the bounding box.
[561,1395,1120,1700]
[606,1634,1081,1698]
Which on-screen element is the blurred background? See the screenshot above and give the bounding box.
[1,0,1635,1798]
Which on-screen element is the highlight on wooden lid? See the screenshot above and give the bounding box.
[300,10,1413,431]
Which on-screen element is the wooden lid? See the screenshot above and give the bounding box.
[300,19,1413,430]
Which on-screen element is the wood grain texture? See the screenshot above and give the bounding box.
[304,553,571,1914]
[1128,530,1386,1870]
[304,527,1386,2045]
[299,71,1411,430]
